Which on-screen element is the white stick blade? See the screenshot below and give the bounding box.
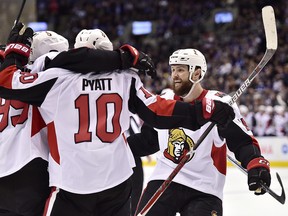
[262,6,278,50]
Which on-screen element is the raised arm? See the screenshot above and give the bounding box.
[45,45,157,79]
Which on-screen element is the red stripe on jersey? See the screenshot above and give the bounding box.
[148,95,176,116]
[0,65,16,89]
[211,142,227,175]
[31,106,46,136]
[47,122,60,164]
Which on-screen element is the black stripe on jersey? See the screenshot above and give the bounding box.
[0,78,57,107]
[128,78,200,131]
[218,121,261,168]
[45,48,123,73]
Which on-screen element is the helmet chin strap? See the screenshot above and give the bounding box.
[181,70,201,101]
[180,82,196,101]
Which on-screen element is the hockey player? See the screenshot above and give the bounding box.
[0,31,69,216]
[0,27,156,216]
[0,24,235,216]
[129,49,271,216]
[74,28,147,215]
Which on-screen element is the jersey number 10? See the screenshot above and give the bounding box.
[74,93,123,143]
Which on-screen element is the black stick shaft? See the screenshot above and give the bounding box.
[14,0,26,26]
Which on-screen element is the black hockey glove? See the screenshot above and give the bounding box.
[195,98,235,127]
[2,22,33,69]
[118,44,157,79]
[247,157,271,195]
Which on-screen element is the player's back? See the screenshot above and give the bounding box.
[39,69,138,194]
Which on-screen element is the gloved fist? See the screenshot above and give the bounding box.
[247,157,271,195]
[119,44,157,79]
[195,98,235,127]
[136,51,157,79]
[4,22,33,66]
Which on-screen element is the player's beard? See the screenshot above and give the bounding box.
[172,79,193,97]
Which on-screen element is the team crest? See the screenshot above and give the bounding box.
[163,128,194,164]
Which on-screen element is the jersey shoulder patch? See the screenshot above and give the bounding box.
[214,91,227,98]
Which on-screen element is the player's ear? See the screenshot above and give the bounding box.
[191,68,201,81]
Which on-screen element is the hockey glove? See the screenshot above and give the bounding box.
[247,157,271,195]
[195,98,235,127]
[119,44,157,79]
[3,22,33,68]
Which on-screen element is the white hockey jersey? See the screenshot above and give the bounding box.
[149,89,256,200]
[0,63,204,194]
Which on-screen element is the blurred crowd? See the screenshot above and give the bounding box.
[36,0,288,135]
[239,104,288,137]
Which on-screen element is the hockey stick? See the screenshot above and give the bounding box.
[227,155,286,204]
[2,0,27,49]
[137,6,278,216]
[14,0,26,26]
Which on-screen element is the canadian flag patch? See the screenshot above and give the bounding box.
[202,98,215,119]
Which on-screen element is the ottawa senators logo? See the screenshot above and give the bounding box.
[163,128,194,164]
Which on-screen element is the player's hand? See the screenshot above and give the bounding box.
[4,22,33,67]
[119,44,157,79]
[247,157,271,195]
[195,98,235,127]
[135,51,157,79]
